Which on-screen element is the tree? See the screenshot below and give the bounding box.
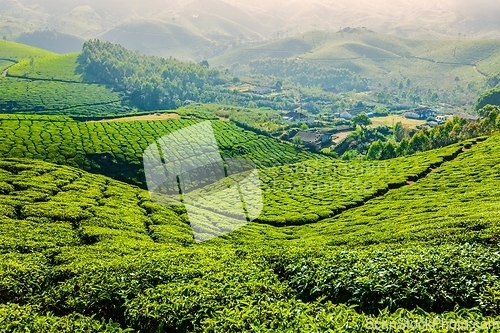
[200,60,210,68]
[366,140,384,160]
[409,132,431,153]
[374,106,389,116]
[275,80,283,91]
[479,105,500,132]
[486,72,500,88]
[351,113,372,129]
[394,122,406,142]
[380,141,397,160]
[292,136,302,147]
[476,87,500,112]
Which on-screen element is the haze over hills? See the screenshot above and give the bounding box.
[1,0,499,58]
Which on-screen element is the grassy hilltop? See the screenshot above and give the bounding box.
[212,29,500,106]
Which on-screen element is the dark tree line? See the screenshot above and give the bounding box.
[78,40,227,110]
[77,40,345,112]
[366,106,500,160]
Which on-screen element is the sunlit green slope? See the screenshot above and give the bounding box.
[2,135,500,331]
[0,41,129,116]
[0,40,54,62]
[0,115,325,185]
[225,135,500,247]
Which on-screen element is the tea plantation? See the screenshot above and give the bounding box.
[0,42,130,117]
[0,40,54,62]
[0,115,325,185]
[0,115,478,227]
[2,135,500,331]
[8,53,84,82]
[2,39,500,332]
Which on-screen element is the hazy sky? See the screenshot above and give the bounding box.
[2,0,500,39]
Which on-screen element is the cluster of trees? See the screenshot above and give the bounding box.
[366,105,500,160]
[77,41,347,112]
[247,59,369,92]
[372,77,478,109]
[476,87,500,112]
[78,40,228,110]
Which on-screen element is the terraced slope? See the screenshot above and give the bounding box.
[8,53,84,82]
[191,142,473,226]
[0,115,325,186]
[225,135,500,247]
[0,42,130,116]
[2,135,500,331]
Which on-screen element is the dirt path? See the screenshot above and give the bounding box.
[473,65,487,78]
[90,113,181,123]
[1,59,18,78]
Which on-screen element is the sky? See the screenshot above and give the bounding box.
[2,0,499,39]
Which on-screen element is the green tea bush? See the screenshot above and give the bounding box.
[0,79,129,116]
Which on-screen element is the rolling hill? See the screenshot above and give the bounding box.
[212,29,500,99]
[0,39,54,62]
[0,115,326,186]
[2,17,500,331]
[15,30,84,54]
[2,0,499,62]
[1,132,500,331]
[95,19,215,61]
[0,41,131,116]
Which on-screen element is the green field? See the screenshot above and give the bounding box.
[0,39,54,61]
[0,115,325,186]
[8,53,83,82]
[2,36,500,332]
[0,42,132,117]
[0,78,129,116]
[1,134,500,331]
[212,29,499,104]
[0,60,15,72]
[0,114,477,226]
[187,142,468,226]
[369,115,426,129]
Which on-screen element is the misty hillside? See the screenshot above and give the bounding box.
[1,0,499,60]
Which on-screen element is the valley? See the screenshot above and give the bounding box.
[0,7,500,331]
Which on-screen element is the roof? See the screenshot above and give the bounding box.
[339,112,354,119]
[411,107,436,115]
[295,131,323,144]
[405,112,420,119]
[345,107,372,117]
[283,111,307,119]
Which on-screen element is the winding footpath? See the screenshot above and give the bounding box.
[0,58,18,78]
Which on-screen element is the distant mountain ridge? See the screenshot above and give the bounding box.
[1,0,499,59]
